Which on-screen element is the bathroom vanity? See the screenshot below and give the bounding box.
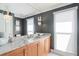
[0,33,51,56]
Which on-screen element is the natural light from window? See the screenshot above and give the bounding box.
[54,7,77,55]
[27,18,34,35]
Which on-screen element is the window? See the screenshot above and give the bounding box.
[55,22,72,52]
[27,17,34,35]
[54,7,77,55]
[15,20,21,36]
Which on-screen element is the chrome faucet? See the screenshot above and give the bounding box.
[8,34,13,43]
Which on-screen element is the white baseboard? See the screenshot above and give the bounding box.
[54,49,77,56]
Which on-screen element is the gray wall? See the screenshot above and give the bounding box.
[33,11,54,48]
[26,11,54,48]
[25,3,79,50]
[14,17,25,36]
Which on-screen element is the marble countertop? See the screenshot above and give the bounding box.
[0,33,51,55]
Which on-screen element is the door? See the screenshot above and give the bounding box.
[27,43,38,56]
[44,37,50,55]
[38,39,45,56]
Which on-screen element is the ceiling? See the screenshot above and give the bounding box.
[0,3,71,18]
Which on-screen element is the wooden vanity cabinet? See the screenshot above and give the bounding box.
[44,37,50,55]
[2,47,24,56]
[24,45,28,56]
[1,36,51,56]
[24,42,38,56]
[38,37,50,56]
[24,36,51,56]
[38,39,45,56]
[27,43,38,56]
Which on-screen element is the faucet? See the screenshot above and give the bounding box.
[8,34,13,43]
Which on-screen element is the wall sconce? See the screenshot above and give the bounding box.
[38,16,42,26]
[4,11,12,23]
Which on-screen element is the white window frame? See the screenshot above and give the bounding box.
[53,7,78,55]
[27,17,34,35]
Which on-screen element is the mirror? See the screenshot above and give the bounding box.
[0,13,13,45]
[0,13,5,38]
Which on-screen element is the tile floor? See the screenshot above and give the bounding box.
[48,52,60,56]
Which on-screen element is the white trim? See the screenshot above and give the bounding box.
[54,49,77,56]
[53,6,78,14]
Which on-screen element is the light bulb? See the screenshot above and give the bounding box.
[4,15,12,23]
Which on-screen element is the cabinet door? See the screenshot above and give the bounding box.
[44,37,50,55]
[38,39,45,56]
[27,43,38,56]
[2,47,24,56]
[24,45,28,56]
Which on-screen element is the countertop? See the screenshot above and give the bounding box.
[0,33,51,55]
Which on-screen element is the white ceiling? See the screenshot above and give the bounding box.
[0,3,71,18]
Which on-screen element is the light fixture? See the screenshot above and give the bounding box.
[38,16,41,22]
[38,16,42,26]
[4,11,12,23]
[4,5,12,23]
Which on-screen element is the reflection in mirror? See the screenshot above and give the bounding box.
[0,13,5,38]
[0,12,13,45]
[0,32,4,38]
